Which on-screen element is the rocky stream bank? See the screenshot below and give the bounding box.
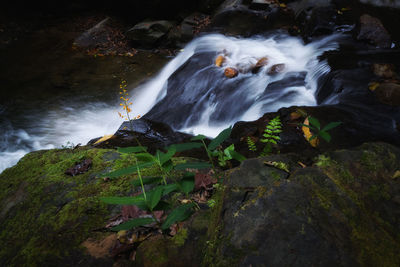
[1,0,400,266]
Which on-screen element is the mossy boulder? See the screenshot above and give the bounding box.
[0,147,138,266]
[1,142,400,266]
[210,142,400,266]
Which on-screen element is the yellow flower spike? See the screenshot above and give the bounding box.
[120,103,123,106]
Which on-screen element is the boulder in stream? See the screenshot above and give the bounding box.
[357,14,391,48]
[127,20,175,47]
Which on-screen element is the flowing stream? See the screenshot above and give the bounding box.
[0,33,340,173]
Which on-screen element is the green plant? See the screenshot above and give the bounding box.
[100,127,244,232]
[101,144,199,231]
[191,127,246,168]
[247,137,257,152]
[260,116,282,156]
[301,117,342,143]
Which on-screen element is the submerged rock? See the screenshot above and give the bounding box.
[251,56,269,73]
[267,63,285,75]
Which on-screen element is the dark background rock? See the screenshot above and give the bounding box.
[214,142,400,266]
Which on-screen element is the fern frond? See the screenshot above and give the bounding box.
[261,116,282,145]
[247,137,257,152]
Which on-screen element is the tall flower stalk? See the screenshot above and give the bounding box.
[118,80,142,147]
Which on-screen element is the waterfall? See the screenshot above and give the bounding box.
[0,33,340,173]
[136,33,340,136]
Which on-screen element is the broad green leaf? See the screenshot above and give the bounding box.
[174,162,212,170]
[224,144,235,157]
[191,134,207,141]
[103,161,155,178]
[208,127,232,151]
[100,196,145,205]
[230,150,246,162]
[147,186,163,210]
[118,146,147,153]
[153,200,171,211]
[111,217,155,231]
[131,176,162,187]
[135,153,154,162]
[156,146,176,165]
[321,121,342,132]
[161,203,196,230]
[319,131,331,142]
[178,175,195,194]
[162,183,179,195]
[308,117,321,130]
[168,142,203,152]
[211,150,220,157]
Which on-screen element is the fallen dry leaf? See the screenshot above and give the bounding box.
[302,117,319,148]
[195,171,217,190]
[368,82,380,91]
[65,159,92,176]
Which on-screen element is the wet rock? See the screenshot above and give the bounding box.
[65,159,92,176]
[167,13,211,46]
[90,118,193,153]
[127,20,175,47]
[267,63,285,74]
[303,5,339,37]
[372,63,397,79]
[357,14,391,48]
[251,56,269,73]
[210,2,294,36]
[224,67,239,78]
[374,82,400,106]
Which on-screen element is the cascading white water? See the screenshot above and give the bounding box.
[0,33,339,173]
[135,33,339,136]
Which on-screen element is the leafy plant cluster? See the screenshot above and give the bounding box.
[100,126,245,232]
[301,116,342,143]
[246,115,282,156]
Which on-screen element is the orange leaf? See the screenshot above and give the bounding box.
[302,117,319,147]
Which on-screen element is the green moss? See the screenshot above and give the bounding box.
[171,228,188,247]
[315,154,333,167]
[0,147,139,266]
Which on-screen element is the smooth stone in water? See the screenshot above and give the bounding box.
[224,67,239,78]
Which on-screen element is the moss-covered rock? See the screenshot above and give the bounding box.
[211,142,400,266]
[2,142,400,266]
[0,147,137,266]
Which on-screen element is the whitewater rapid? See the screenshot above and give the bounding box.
[0,33,339,173]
